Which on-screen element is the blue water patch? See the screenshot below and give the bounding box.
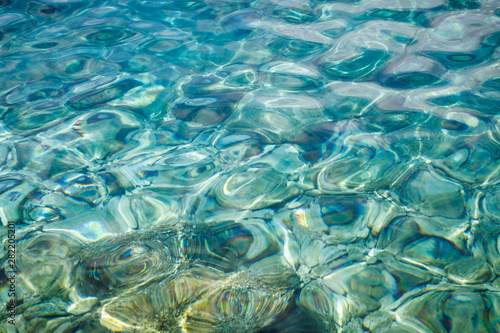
[0,0,500,332]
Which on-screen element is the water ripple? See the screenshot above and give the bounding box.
[0,0,499,331]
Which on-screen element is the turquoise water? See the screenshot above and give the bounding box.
[0,0,500,332]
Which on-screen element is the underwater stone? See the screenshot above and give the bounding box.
[68,80,141,110]
[23,301,68,320]
[399,236,464,270]
[214,165,299,210]
[396,290,498,333]
[100,268,216,332]
[100,256,297,333]
[298,281,338,330]
[393,169,466,219]
[444,256,494,284]
[67,297,99,315]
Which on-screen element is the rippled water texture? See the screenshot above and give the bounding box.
[1,0,500,332]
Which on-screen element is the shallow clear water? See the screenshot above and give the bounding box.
[0,0,500,332]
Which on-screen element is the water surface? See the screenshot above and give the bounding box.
[1,0,500,332]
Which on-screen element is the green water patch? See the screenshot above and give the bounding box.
[482,31,500,48]
[267,37,324,59]
[355,9,431,27]
[421,47,493,70]
[85,28,136,45]
[272,8,318,24]
[320,49,390,81]
[27,88,64,101]
[32,42,58,49]
[483,77,500,91]
[448,0,480,10]
[428,91,500,115]
[369,111,430,133]
[169,0,207,11]
[381,72,444,89]
[68,79,141,110]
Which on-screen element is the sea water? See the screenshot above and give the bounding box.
[0,0,500,332]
